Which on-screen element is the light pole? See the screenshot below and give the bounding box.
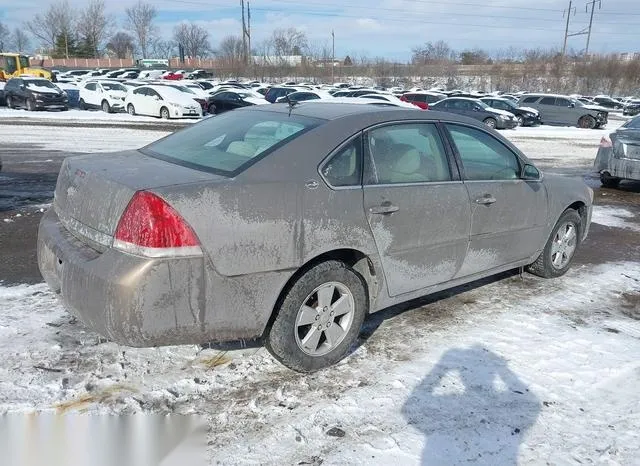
[331,29,335,84]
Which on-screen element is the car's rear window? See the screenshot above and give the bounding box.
[142,110,323,176]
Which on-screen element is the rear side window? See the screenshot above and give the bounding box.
[366,123,451,184]
[555,98,571,107]
[446,124,521,181]
[85,83,97,91]
[321,137,362,187]
[522,96,539,104]
[143,111,322,176]
[540,97,556,105]
[623,117,640,129]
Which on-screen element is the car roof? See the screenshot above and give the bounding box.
[248,101,473,122]
[520,93,570,99]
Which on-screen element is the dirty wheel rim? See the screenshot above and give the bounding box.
[579,117,594,129]
[294,281,355,357]
[550,222,577,269]
[102,101,109,112]
[161,108,169,119]
[128,105,135,115]
[27,99,34,111]
[516,115,524,126]
[485,118,496,128]
[6,97,11,108]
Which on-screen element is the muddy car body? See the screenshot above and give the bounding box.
[38,103,593,371]
[594,116,640,187]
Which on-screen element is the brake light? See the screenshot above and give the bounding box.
[113,191,201,257]
[400,95,408,102]
[600,136,612,148]
[424,103,429,110]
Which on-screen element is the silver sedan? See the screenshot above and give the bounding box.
[38,103,593,372]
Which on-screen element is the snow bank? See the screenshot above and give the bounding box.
[592,205,640,231]
[0,108,198,124]
[1,262,639,464]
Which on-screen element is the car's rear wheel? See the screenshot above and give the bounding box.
[483,117,497,128]
[101,100,111,113]
[160,106,170,119]
[578,115,596,129]
[266,260,367,372]
[127,104,136,115]
[516,115,524,126]
[600,172,621,188]
[527,209,581,278]
[26,98,36,111]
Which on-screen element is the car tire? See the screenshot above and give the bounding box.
[127,104,136,115]
[160,106,170,119]
[6,96,13,109]
[578,115,596,129]
[516,115,524,126]
[600,172,621,188]
[266,260,368,372]
[208,104,216,115]
[483,117,497,129]
[26,98,36,111]
[526,209,582,279]
[101,100,111,113]
[79,99,87,110]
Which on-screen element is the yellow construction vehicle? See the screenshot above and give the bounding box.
[0,53,56,82]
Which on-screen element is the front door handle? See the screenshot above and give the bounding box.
[370,201,399,215]
[475,194,497,205]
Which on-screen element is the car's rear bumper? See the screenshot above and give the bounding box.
[37,208,209,347]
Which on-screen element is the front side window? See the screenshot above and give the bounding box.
[321,137,362,187]
[19,55,30,69]
[143,111,322,175]
[446,124,521,181]
[555,98,571,107]
[85,83,97,91]
[366,123,451,184]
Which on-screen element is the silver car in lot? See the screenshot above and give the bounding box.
[518,93,608,129]
[594,115,640,187]
[38,104,593,372]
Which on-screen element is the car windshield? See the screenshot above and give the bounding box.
[571,99,584,107]
[25,80,58,90]
[473,100,490,109]
[142,110,322,175]
[102,83,126,91]
[170,85,195,94]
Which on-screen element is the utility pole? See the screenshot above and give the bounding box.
[331,30,335,84]
[562,1,575,58]
[241,0,247,65]
[247,2,251,66]
[585,0,602,57]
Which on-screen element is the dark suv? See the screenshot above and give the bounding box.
[4,77,68,111]
[264,86,300,103]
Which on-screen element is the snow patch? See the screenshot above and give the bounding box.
[591,205,640,231]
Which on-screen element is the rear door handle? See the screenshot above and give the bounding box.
[475,194,497,205]
[370,202,399,215]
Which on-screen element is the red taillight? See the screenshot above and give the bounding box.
[423,103,429,110]
[400,96,408,102]
[113,191,201,257]
[600,136,612,148]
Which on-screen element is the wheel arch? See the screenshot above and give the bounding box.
[565,201,588,242]
[261,248,380,338]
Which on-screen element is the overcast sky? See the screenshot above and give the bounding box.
[0,0,638,60]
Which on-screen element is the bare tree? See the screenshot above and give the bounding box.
[12,28,31,54]
[173,22,210,58]
[0,22,9,51]
[271,28,308,57]
[411,40,455,65]
[151,39,176,60]
[77,0,113,58]
[218,35,244,76]
[26,0,75,56]
[125,0,157,58]
[106,31,135,59]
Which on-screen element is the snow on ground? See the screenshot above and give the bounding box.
[592,206,640,232]
[0,107,199,125]
[0,124,169,154]
[0,261,639,464]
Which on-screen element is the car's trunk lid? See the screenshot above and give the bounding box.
[613,129,640,160]
[54,150,226,250]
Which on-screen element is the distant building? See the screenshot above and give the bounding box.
[619,52,640,61]
[252,55,303,66]
[313,58,341,68]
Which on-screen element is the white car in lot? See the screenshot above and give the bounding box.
[79,80,128,113]
[124,84,202,119]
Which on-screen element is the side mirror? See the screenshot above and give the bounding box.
[522,164,542,181]
[569,103,575,108]
[473,106,481,112]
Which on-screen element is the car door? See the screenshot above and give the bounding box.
[362,122,471,296]
[146,89,163,116]
[443,123,547,277]
[553,97,574,125]
[84,82,98,106]
[537,96,558,123]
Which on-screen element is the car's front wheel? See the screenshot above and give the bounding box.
[266,260,367,372]
[127,104,136,115]
[26,98,36,111]
[160,106,170,119]
[516,115,524,126]
[578,115,596,129]
[483,117,497,129]
[527,209,582,278]
[101,100,111,113]
[600,172,621,188]
[6,96,13,109]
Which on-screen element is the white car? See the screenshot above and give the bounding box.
[138,69,166,80]
[358,93,417,108]
[79,80,128,113]
[124,85,202,119]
